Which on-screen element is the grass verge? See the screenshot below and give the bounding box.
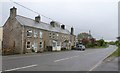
[108,47,120,57]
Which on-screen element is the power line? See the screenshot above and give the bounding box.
[9,0,72,28]
[10,0,53,20]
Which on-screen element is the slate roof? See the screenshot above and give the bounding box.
[15,15,70,34]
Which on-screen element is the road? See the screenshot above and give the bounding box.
[93,57,119,71]
[2,45,117,72]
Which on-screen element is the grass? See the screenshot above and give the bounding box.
[109,47,120,57]
[104,47,119,61]
[94,46,108,48]
[86,45,108,49]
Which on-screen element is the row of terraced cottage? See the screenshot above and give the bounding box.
[2,7,76,55]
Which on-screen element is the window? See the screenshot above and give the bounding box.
[49,32,52,38]
[26,41,31,49]
[34,30,38,38]
[62,35,64,39]
[56,34,59,39]
[49,36,52,38]
[53,33,56,39]
[39,31,42,38]
[39,40,43,48]
[53,36,55,39]
[57,34,59,37]
[53,33,55,36]
[27,30,32,37]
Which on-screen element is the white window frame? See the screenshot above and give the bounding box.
[26,41,31,49]
[39,31,43,38]
[34,30,38,38]
[39,40,43,48]
[57,34,59,37]
[27,30,32,37]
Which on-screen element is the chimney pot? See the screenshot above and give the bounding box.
[10,6,17,19]
[50,21,55,27]
[71,27,74,35]
[61,25,65,29]
[35,15,41,23]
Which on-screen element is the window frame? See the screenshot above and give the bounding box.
[26,41,31,49]
[34,30,38,38]
[39,40,43,48]
[27,30,32,37]
[39,31,43,38]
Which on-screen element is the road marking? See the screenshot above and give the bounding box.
[89,48,117,71]
[4,64,37,71]
[54,55,79,62]
[54,50,103,63]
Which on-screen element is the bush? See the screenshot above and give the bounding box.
[86,43,94,48]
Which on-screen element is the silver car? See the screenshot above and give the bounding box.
[76,44,85,51]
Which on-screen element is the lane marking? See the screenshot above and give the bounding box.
[54,55,79,62]
[54,51,103,63]
[4,64,37,71]
[89,48,117,71]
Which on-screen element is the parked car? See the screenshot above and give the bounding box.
[75,44,85,51]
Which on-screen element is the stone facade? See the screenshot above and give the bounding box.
[2,7,76,55]
[0,27,3,54]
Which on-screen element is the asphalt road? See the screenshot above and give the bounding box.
[2,45,117,71]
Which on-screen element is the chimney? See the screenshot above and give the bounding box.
[61,25,65,29]
[10,7,17,19]
[50,21,55,27]
[35,15,41,23]
[71,27,74,35]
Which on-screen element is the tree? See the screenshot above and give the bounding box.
[97,39,105,46]
[90,38,96,45]
[82,38,90,46]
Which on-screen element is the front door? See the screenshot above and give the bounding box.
[52,40,57,51]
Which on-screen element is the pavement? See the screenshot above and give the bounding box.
[2,45,118,72]
[93,57,119,71]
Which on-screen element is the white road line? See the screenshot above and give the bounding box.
[89,48,117,71]
[4,64,37,71]
[54,55,79,62]
[54,51,100,63]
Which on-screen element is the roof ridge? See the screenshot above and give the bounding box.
[16,15,50,25]
[16,15,70,34]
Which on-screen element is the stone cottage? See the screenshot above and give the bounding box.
[2,7,76,55]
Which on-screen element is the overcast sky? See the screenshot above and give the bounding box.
[0,0,119,41]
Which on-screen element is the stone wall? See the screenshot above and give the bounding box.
[0,27,3,54]
[3,18,22,55]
